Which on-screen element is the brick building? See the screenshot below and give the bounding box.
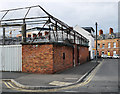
[95,28,120,57]
[0,5,90,74]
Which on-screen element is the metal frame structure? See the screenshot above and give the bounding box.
[0,5,89,46]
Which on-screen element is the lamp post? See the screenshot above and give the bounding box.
[95,22,98,63]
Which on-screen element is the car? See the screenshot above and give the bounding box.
[112,54,120,59]
[107,55,112,59]
[101,54,107,59]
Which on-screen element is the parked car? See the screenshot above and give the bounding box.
[107,55,112,59]
[101,54,108,59]
[112,54,120,59]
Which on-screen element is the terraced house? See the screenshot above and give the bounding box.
[95,28,120,57]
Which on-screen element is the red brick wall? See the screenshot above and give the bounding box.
[53,45,73,73]
[95,38,120,56]
[79,46,89,64]
[22,44,54,73]
[22,43,89,74]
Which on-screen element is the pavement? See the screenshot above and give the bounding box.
[2,58,102,87]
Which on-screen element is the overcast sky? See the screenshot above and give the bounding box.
[0,0,119,34]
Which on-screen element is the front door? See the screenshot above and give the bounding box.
[107,51,110,56]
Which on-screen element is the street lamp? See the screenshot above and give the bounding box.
[95,22,98,63]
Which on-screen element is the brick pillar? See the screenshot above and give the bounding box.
[73,44,78,66]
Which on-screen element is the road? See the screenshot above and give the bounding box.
[59,59,118,93]
[1,59,119,93]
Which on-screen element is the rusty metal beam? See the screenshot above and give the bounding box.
[0,24,22,27]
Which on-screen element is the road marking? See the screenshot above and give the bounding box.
[65,91,79,92]
[64,78,78,80]
[7,82,16,89]
[3,81,11,89]
[49,81,72,86]
[3,60,104,92]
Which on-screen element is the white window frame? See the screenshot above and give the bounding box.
[108,42,110,48]
[98,44,100,49]
[101,51,104,55]
[113,51,116,55]
[113,42,116,48]
[102,44,105,49]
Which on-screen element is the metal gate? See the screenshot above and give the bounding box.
[0,45,22,71]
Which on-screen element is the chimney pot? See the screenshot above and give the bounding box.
[109,28,113,34]
[99,29,103,36]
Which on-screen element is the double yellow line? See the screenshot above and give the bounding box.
[3,60,103,92]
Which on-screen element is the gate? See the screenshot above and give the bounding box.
[0,45,22,71]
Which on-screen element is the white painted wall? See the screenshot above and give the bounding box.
[74,25,95,59]
[0,45,22,71]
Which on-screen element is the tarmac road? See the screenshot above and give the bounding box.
[58,59,118,93]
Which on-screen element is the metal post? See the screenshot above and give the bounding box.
[22,19,26,43]
[74,32,75,44]
[62,27,63,41]
[55,22,58,41]
[49,25,51,41]
[95,22,98,63]
[3,27,5,45]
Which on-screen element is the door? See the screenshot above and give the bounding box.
[0,45,22,71]
[107,51,110,56]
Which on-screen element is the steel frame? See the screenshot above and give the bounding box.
[0,5,89,46]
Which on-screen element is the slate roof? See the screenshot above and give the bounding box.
[95,32,120,40]
[82,27,95,33]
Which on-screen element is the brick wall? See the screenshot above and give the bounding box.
[53,45,73,73]
[79,46,89,64]
[95,38,120,56]
[22,43,89,74]
[22,44,54,73]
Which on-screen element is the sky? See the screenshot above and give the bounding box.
[0,0,119,35]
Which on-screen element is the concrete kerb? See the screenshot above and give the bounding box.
[2,61,101,90]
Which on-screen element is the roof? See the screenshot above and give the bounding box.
[95,32,120,40]
[82,27,95,33]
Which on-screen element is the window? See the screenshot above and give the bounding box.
[97,44,100,49]
[102,44,105,49]
[63,53,65,60]
[108,42,110,48]
[113,42,116,48]
[113,51,116,55]
[97,51,99,56]
[101,51,104,55]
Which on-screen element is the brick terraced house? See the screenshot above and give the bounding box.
[95,28,120,57]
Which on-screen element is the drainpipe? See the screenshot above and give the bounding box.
[73,45,76,67]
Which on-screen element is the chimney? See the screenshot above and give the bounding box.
[99,29,103,36]
[109,28,113,34]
